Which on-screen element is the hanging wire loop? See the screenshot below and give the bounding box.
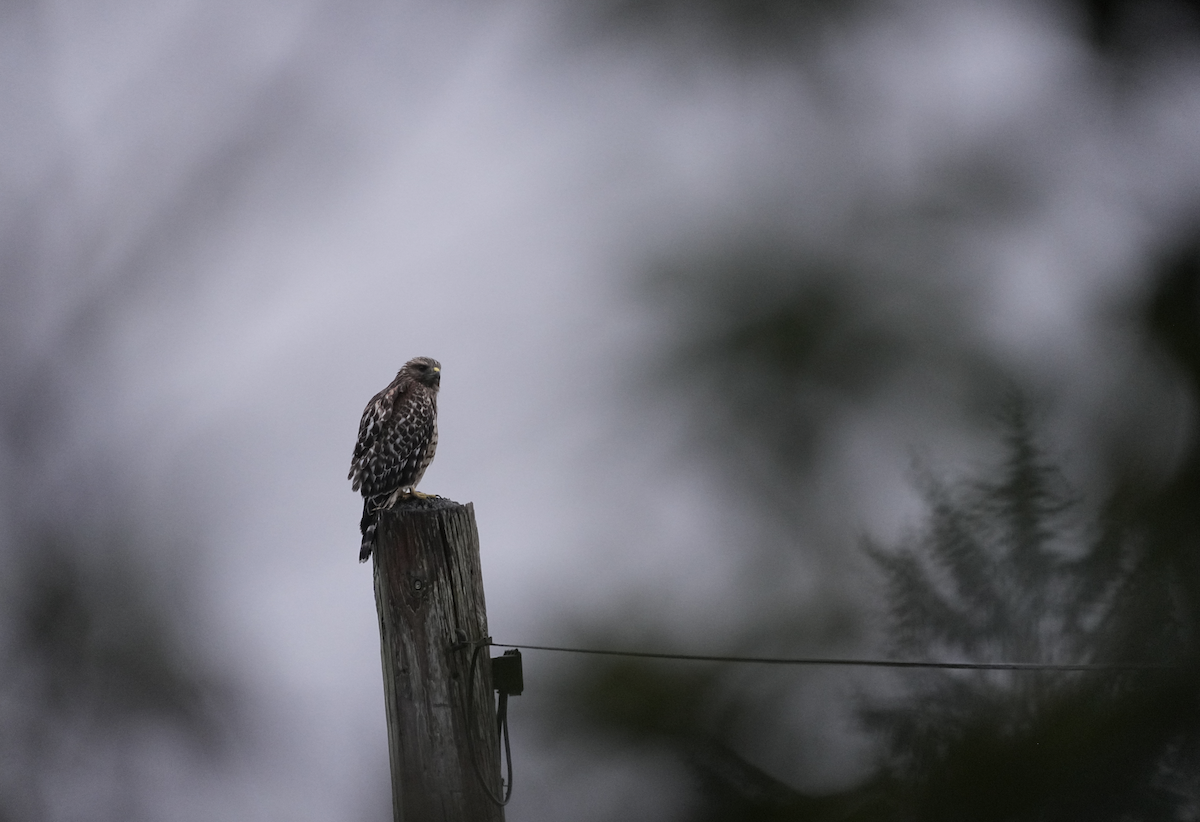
[458,637,514,807]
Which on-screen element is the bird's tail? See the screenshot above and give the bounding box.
[359,497,382,562]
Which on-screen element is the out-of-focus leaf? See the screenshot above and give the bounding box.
[575,0,868,54]
[647,246,1001,494]
[0,523,235,821]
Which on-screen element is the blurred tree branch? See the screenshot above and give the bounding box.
[0,10,315,817]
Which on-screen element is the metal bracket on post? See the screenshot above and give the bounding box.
[484,647,521,806]
[491,649,523,696]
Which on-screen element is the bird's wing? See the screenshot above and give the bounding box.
[349,387,396,479]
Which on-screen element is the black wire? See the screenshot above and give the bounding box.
[453,638,1175,808]
[498,692,513,801]
[489,642,1178,672]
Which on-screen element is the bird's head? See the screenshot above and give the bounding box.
[403,356,442,389]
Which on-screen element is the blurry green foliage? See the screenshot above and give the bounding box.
[574,0,1200,62]
[551,0,1200,817]
[647,248,1003,498]
[561,233,1200,820]
[660,258,905,471]
[8,529,224,733]
[582,0,864,52]
[865,397,1084,668]
[0,55,251,816]
[559,655,838,820]
[0,524,232,822]
[1078,0,1200,55]
[861,383,1198,822]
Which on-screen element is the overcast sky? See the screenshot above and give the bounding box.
[5,0,1200,819]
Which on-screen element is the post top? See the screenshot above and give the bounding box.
[384,495,465,513]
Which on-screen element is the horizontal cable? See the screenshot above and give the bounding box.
[489,642,1178,672]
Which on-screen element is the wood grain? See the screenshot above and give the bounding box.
[372,498,504,822]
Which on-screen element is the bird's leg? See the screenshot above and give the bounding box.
[373,487,433,511]
[375,487,409,511]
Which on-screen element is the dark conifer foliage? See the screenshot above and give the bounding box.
[560,250,1200,821]
[859,401,1178,821]
[866,397,1081,670]
[856,252,1200,821]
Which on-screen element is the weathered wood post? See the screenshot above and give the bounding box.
[372,497,504,822]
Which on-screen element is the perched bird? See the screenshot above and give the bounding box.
[349,356,441,561]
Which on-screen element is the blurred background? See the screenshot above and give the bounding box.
[3,0,1200,819]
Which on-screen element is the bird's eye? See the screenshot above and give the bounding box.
[415,363,427,371]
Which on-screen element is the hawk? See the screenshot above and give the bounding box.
[349,356,441,561]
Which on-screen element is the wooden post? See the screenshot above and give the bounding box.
[372,498,504,822]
